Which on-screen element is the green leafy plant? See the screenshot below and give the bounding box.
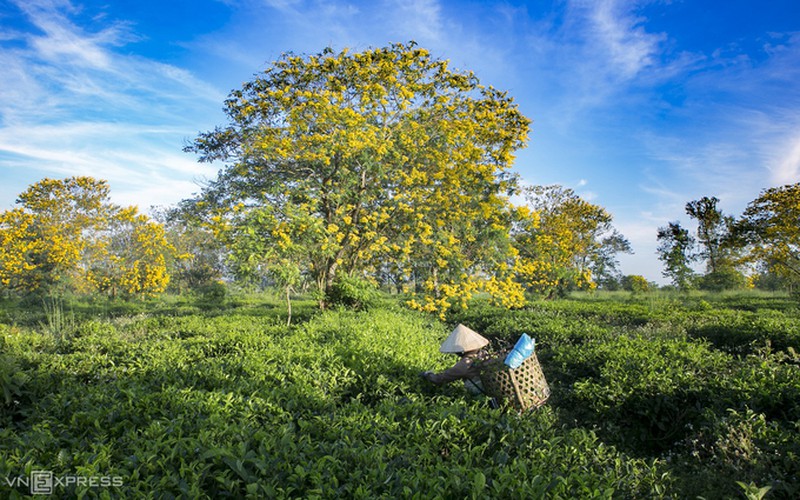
[737,481,772,500]
[325,274,379,311]
[0,352,27,406]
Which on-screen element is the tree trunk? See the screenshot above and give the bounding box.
[320,260,339,309]
[285,286,292,326]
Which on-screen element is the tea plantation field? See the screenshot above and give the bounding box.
[1,292,798,498]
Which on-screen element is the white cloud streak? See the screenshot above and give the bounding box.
[382,0,443,43]
[0,0,226,211]
[773,135,800,185]
[582,0,663,79]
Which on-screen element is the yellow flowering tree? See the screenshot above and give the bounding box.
[185,42,530,310]
[513,185,629,298]
[86,207,178,299]
[0,177,113,294]
[0,177,178,299]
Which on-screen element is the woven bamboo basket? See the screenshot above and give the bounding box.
[479,352,550,411]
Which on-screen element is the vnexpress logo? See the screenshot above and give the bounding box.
[5,471,123,495]
[30,470,53,495]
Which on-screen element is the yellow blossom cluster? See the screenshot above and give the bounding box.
[0,209,39,288]
[483,275,526,309]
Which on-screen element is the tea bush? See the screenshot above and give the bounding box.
[325,274,380,310]
[450,293,800,498]
[1,291,798,498]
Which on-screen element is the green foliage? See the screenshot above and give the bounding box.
[153,208,226,295]
[449,292,800,498]
[621,274,649,294]
[1,292,798,498]
[39,296,76,345]
[0,348,27,407]
[325,274,380,310]
[195,280,227,303]
[661,184,800,296]
[737,481,772,500]
[736,182,800,284]
[656,221,696,290]
[751,269,792,291]
[698,267,747,291]
[685,196,732,273]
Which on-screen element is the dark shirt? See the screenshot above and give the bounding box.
[425,350,484,385]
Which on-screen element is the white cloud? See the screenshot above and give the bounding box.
[0,0,226,211]
[12,0,133,70]
[744,109,800,188]
[382,0,443,43]
[261,0,303,11]
[516,0,686,132]
[637,87,800,216]
[2,0,223,122]
[583,0,663,79]
[639,179,690,216]
[613,218,661,280]
[571,0,672,87]
[772,134,800,185]
[0,121,218,209]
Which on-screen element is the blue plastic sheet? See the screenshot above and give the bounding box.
[504,333,535,369]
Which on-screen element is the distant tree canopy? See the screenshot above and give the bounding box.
[513,185,630,298]
[657,183,800,293]
[2,44,641,313]
[620,274,650,294]
[153,207,227,295]
[656,221,696,290]
[1,177,112,293]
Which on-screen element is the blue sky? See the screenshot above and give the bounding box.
[1,0,799,283]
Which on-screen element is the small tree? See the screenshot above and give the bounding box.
[685,196,733,274]
[0,177,179,300]
[87,207,178,299]
[513,185,628,298]
[656,221,696,290]
[223,204,315,322]
[592,233,633,290]
[697,267,746,291]
[621,274,649,294]
[152,207,227,295]
[0,177,115,295]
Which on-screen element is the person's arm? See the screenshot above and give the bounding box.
[424,357,475,385]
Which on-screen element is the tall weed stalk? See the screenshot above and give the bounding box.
[41,296,76,345]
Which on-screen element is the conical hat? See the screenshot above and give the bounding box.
[439,324,489,353]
